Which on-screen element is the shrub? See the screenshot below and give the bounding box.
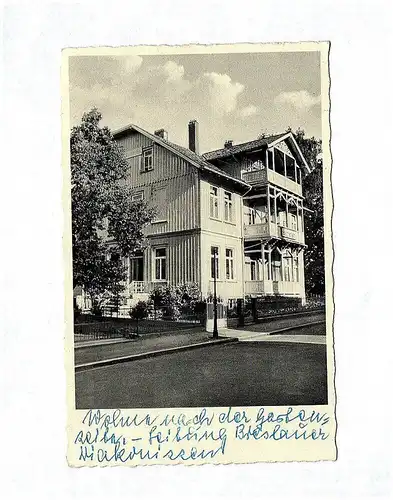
[150,282,202,320]
[129,301,150,335]
[129,301,150,321]
[91,300,103,317]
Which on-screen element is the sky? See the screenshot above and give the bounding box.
[69,51,321,153]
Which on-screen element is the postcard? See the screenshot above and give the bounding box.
[63,41,336,465]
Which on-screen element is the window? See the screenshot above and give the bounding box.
[131,191,144,202]
[154,248,167,280]
[293,257,299,282]
[289,213,298,230]
[247,207,256,225]
[225,249,234,280]
[209,186,219,219]
[224,191,233,222]
[142,147,153,172]
[250,261,258,281]
[283,256,292,282]
[267,149,274,170]
[264,251,271,280]
[210,246,219,279]
[271,249,282,281]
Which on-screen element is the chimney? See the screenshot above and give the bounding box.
[224,140,233,149]
[154,128,168,140]
[188,120,199,154]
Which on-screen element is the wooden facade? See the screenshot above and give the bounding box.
[96,125,311,306]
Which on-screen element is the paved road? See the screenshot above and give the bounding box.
[75,340,328,409]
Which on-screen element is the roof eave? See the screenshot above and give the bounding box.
[113,123,251,190]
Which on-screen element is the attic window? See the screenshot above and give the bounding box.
[142,147,153,172]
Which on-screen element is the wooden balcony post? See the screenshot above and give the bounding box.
[268,247,272,281]
[267,187,271,223]
[261,241,265,282]
[284,153,287,178]
[285,195,289,228]
[274,188,278,224]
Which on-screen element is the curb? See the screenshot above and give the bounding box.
[75,337,238,372]
[268,320,325,335]
[74,339,132,349]
[238,320,326,341]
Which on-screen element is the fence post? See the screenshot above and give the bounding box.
[237,298,244,328]
[251,297,259,323]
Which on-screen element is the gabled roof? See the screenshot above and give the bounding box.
[203,131,311,173]
[113,123,251,191]
[202,133,286,161]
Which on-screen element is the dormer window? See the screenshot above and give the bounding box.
[142,147,153,172]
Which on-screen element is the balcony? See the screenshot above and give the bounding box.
[272,281,302,296]
[245,280,302,296]
[242,169,267,185]
[244,222,279,239]
[242,168,302,197]
[244,222,304,244]
[267,170,302,197]
[280,226,305,245]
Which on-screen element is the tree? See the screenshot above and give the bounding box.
[290,127,322,170]
[291,128,325,296]
[71,109,154,307]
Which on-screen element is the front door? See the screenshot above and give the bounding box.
[130,256,144,282]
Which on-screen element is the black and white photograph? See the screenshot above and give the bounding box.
[4,0,391,492]
[67,45,331,411]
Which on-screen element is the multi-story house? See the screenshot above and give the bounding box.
[76,119,311,309]
[203,130,311,303]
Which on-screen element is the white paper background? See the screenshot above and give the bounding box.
[2,0,392,498]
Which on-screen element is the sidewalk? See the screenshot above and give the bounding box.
[74,313,326,370]
[75,330,236,370]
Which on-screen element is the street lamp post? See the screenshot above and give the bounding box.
[213,248,219,339]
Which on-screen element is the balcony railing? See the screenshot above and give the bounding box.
[129,281,168,294]
[244,222,304,244]
[267,170,302,197]
[244,222,271,238]
[242,169,267,185]
[242,168,302,197]
[244,281,265,294]
[280,226,305,244]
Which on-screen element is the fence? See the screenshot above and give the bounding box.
[74,313,204,343]
[227,295,325,328]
